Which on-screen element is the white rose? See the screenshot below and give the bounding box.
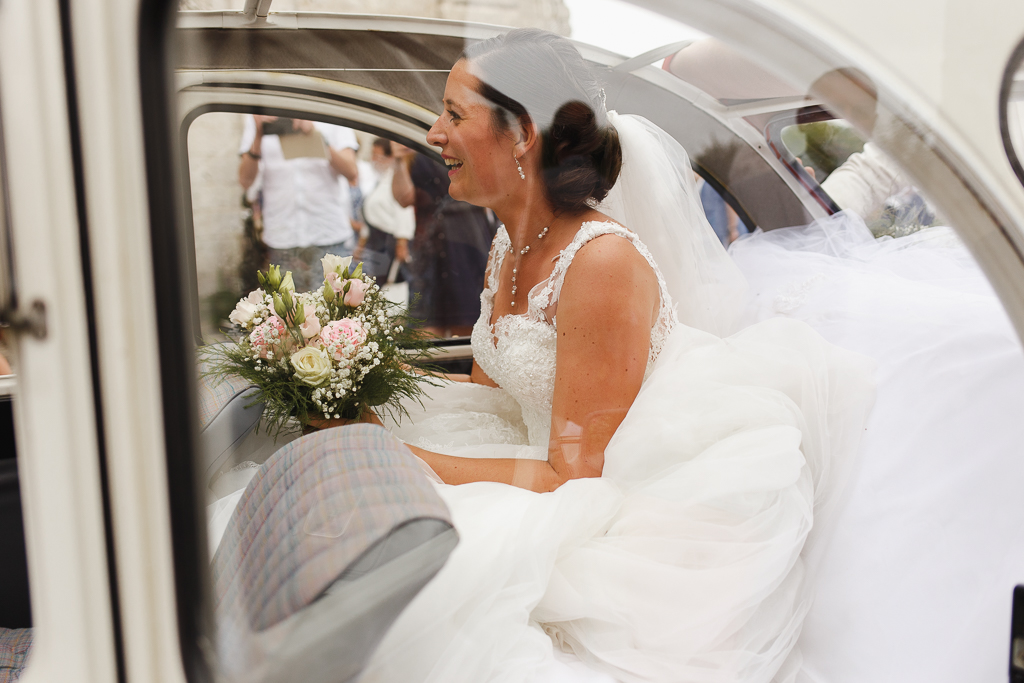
[321,253,353,280]
[290,346,333,386]
[228,290,263,327]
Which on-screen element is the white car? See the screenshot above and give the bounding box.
[1,1,1023,682]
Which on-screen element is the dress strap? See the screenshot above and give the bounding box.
[536,221,666,313]
[486,227,511,294]
[531,221,678,371]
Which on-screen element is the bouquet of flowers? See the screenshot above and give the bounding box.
[205,254,436,433]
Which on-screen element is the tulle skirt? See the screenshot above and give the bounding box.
[366,315,874,683]
[207,212,1023,682]
[731,214,1024,683]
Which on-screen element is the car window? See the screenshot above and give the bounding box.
[160,5,1024,683]
[768,111,945,238]
[187,112,495,342]
[779,119,864,184]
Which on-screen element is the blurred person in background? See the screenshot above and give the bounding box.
[696,173,745,245]
[391,143,497,337]
[354,138,415,284]
[238,115,360,290]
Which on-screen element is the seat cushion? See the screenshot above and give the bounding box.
[0,627,32,682]
[213,423,452,631]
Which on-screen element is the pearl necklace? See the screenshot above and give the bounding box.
[508,225,549,307]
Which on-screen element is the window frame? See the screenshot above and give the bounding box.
[999,35,1024,192]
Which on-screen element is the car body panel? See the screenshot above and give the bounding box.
[2,2,1024,683]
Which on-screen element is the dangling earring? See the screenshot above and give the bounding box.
[514,153,526,180]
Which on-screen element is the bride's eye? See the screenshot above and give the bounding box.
[447,109,461,123]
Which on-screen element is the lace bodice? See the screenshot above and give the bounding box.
[470,221,678,447]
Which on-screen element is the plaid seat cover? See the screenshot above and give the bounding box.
[0,627,31,682]
[196,368,253,432]
[213,423,451,632]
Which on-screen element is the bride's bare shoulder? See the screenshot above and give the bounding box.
[560,216,658,314]
[571,211,645,269]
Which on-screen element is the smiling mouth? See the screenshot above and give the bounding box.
[444,158,463,172]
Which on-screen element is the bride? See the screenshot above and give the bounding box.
[356,28,875,683]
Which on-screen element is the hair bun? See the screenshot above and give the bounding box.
[464,29,622,213]
[542,101,622,212]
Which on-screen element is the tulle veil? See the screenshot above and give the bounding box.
[598,111,748,337]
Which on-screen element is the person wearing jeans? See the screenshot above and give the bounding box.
[238,115,360,290]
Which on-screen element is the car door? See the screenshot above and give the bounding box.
[7,1,1024,683]
[0,0,122,681]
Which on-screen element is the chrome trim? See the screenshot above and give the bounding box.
[406,344,474,361]
[613,40,695,73]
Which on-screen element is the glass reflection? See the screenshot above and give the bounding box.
[172,7,1024,683]
[779,119,943,237]
[188,113,494,342]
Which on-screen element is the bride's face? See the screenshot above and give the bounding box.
[427,60,519,207]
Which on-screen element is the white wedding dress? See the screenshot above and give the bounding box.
[204,109,1023,681]
[362,220,875,683]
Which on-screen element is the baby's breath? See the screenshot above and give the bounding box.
[202,269,439,435]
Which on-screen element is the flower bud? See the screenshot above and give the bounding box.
[268,265,282,290]
[273,293,287,319]
[323,281,335,303]
[282,289,293,313]
[257,270,267,288]
[352,261,364,279]
[281,271,295,293]
[294,302,306,326]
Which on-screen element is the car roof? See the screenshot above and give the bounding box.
[176,11,824,231]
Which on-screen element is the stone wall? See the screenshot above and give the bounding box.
[181,0,568,338]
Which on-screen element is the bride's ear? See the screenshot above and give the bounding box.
[513,117,540,158]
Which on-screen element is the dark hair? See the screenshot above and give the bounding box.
[372,137,392,156]
[462,29,622,212]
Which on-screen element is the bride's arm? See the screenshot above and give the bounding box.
[409,236,659,491]
[538,235,659,485]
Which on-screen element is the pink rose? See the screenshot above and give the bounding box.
[299,310,321,339]
[319,319,367,360]
[326,271,345,294]
[343,279,367,307]
[249,315,286,359]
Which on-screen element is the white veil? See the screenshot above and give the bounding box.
[598,112,748,337]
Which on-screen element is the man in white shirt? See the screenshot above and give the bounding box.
[238,116,359,290]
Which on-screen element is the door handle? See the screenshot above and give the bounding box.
[0,300,46,340]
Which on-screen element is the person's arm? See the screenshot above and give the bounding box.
[315,123,359,183]
[328,147,359,183]
[390,144,417,208]
[820,143,908,219]
[238,115,266,190]
[395,238,410,263]
[409,234,658,492]
[726,204,740,244]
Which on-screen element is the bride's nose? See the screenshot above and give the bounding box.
[427,116,447,147]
